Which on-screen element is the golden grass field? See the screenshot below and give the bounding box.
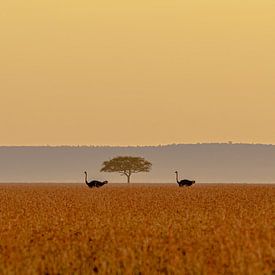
[0,183,274,274]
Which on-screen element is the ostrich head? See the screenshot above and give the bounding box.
[84,171,87,174]
[103,181,108,185]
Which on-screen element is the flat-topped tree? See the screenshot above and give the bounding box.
[100,156,152,183]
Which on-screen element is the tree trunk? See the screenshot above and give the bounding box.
[126,174,131,183]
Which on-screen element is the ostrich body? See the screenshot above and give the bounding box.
[175,171,195,187]
[84,171,108,188]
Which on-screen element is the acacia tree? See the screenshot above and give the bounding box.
[100,156,152,183]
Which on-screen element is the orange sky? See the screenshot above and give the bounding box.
[0,0,274,145]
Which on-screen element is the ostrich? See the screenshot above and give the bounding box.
[84,171,108,188]
[175,171,195,187]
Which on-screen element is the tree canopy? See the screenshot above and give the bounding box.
[100,156,152,183]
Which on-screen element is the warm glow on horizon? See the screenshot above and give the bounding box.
[1,0,274,146]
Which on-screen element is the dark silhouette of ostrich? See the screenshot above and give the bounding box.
[175,171,195,187]
[84,171,108,188]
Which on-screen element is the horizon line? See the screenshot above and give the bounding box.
[0,142,275,147]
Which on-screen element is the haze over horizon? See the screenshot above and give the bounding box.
[1,143,275,183]
[1,0,274,146]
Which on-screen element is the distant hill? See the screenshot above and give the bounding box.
[0,144,274,183]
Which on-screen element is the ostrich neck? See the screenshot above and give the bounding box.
[176,172,180,183]
[85,173,88,184]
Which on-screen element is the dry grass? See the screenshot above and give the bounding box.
[0,183,274,274]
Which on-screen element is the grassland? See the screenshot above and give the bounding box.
[0,184,274,274]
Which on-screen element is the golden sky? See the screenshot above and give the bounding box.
[0,0,274,145]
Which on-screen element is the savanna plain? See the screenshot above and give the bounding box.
[0,183,274,274]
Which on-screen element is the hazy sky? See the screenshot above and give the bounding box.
[1,0,274,145]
